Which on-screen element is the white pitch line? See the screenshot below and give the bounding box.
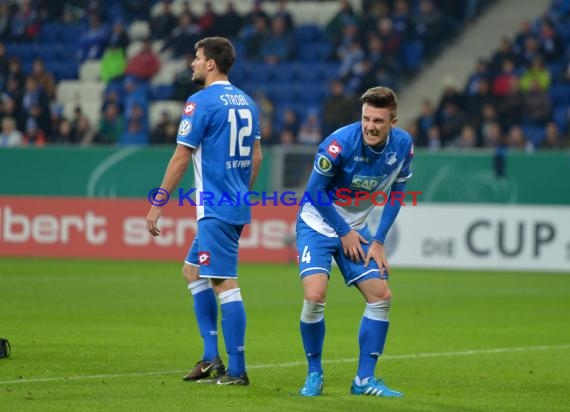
[1,344,569,385]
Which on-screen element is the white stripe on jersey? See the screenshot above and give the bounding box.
[193,144,204,220]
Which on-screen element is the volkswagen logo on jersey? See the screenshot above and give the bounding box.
[198,251,210,265]
[178,119,192,136]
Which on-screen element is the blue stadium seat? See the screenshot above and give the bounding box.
[59,25,83,44]
[294,24,323,43]
[400,40,424,73]
[268,63,295,82]
[53,62,79,81]
[552,105,569,132]
[267,83,296,105]
[549,84,570,106]
[57,44,79,61]
[521,125,546,147]
[39,23,60,43]
[35,46,57,63]
[150,84,174,101]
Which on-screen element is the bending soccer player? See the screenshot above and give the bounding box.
[146,37,262,386]
[296,86,413,397]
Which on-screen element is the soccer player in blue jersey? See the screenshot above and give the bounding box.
[296,86,413,397]
[146,37,262,386]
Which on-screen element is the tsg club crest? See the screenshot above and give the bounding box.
[386,152,397,166]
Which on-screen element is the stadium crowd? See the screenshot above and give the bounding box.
[0,0,567,150]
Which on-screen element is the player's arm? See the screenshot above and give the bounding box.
[146,144,193,236]
[249,139,262,190]
[305,171,367,262]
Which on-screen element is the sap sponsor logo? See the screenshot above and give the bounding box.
[350,174,386,191]
[184,102,196,115]
[0,207,107,245]
[178,119,192,136]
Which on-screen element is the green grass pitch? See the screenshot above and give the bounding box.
[1,258,569,411]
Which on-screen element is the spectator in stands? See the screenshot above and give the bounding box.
[78,13,109,61]
[391,0,413,39]
[465,78,496,127]
[52,118,75,144]
[30,58,56,100]
[97,101,125,144]
[198,2,220,36]
[507,125,532,151]
[367,34,400,78]
[217,2,243,38]
[9,0,40,42]
[322,79,359,136]
[521,79,552,126]
[150,0,178,40]
[413,0,444,56]
[513,19,534,55]
[516,35,541,68]
[438,101,469,145]
[489,37,516,76]
[23,118,45,147]
[274,0,294,32]
[70,106,97,145]
[150,110,177,144]
[415,98,436,146]
[100,44,127,84]
[21,77,51,135]
[297,109,322,144]
[241,15,270,61]
[519,56,551,92]
[539,121,563,149]
[0,42,9,82]
[465,59,491,97]
[491,58,519,97]
[7,57,26,92]
[0,116,22,147]
[453,124,478,148]
[119,118,147,145]
[161,12,202,58]
[361,0,390,38]
[122,0,151,21]
[243,0,270,31]
[375,17,403,58]
[325,0,358,46]
[337,25,365,79]
[481,120,503,148]
[171,53,201,102]
[108,19,130,51]
[497,76,522,126]
[425,124,442,150]
[0,2,11,41]
[537,18,565,63]
[278,107,299,142]
[125,38,161,82]
[259,16,295,64]
[254,90,275,145]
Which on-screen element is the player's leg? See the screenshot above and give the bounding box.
[296,219,334,396]
[336,227,402,397]
[352,277,401,396]
[198,218,248,385]
[182,238,224,382]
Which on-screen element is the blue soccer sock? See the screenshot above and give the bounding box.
[357,300,391,380]
[300,300,326,375]
[219,288,246,377]
[188,279,219,361]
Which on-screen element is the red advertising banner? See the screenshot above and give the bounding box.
[0,196,298,262]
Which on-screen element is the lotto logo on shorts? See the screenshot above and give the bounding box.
[198,251,210,265]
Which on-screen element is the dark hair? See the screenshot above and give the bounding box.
[359,86,398,118]
[195,37,235,75]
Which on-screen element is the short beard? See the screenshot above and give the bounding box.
[192,76,205,86]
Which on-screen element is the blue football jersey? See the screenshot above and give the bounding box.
[176,81,261,224]
[300,122,414,236]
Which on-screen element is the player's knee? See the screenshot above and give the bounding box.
[300,299,326,323]
[182,264,199,283]
[304,289,326,303]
